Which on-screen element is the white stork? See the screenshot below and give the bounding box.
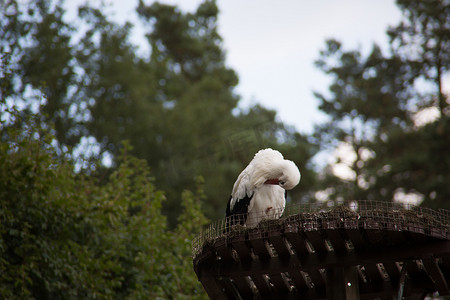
[225,148,301,229]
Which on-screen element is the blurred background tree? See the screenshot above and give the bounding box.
[1,0,317,225]
[313,0,449,208]
[0,103,209,298]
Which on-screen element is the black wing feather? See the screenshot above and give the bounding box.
[225,193,253,232]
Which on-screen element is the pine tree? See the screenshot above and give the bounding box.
[314,0,449,208]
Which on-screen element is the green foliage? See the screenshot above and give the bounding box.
[367,116,450,209]
[388,0,449,115]
[313,0,450,208]
[0,107,209,299]
[0,0,317,295]
[1,0,317,224]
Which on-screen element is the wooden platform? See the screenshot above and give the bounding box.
[193,202,450,299]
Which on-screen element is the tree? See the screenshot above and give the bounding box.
[133,0,317,221]
[75,4,163,170]
[368,0,449,208]
[367,116,450,208]
[1,0,82,148]
[314,0,449,208]
[1,0,317,224]
[313,40,400,202]
[388,0,449,116]
[0,103,209,299]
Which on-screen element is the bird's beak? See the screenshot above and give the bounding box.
[264,178,280,185]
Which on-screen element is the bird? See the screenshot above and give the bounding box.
[225,148,301,230]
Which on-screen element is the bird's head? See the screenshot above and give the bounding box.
[264,160,301,190]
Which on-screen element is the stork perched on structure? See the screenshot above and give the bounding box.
[225,148,301,229]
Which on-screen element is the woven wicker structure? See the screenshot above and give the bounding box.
[192,201,450,299]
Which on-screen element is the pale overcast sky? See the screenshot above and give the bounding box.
[65,0,403,134]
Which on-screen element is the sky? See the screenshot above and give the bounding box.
[65,0,403,134]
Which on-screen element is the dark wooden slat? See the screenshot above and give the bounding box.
[325,267,347,300]
[214,237,234,261]
[268,235,291,258]
[230,276,255,299]
[250,274,273,297]
[321,217,347,251]
[268,273,291,295]
[344,228,367,249]
[248,228,271,260]
[221,277,244,300]
[380,261,400,282]
[307,268,326,289]
[249,238,271,260]
[325,266,360,300]
[402,260,435,296]
[309,270,327,299]
[231,235,252,262]
[344,266,360,299]
[422,257,450,295]
[362,263,384,283]
[197,263,229,300]
[404,260,421,275]
[323,226,347,252]
[397,261,408,300]
[284,225,309,256]
[288,270,327,300]
[288,269,309,290]
[441,255,450,274]
[304,230,328,253]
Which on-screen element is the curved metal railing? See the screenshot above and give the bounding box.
[192,200,450,258]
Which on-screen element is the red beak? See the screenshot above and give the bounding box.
[264,178,280,185]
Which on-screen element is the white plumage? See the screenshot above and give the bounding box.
[226,148,301,228]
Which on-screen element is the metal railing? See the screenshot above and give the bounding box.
[192,200,450,258]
